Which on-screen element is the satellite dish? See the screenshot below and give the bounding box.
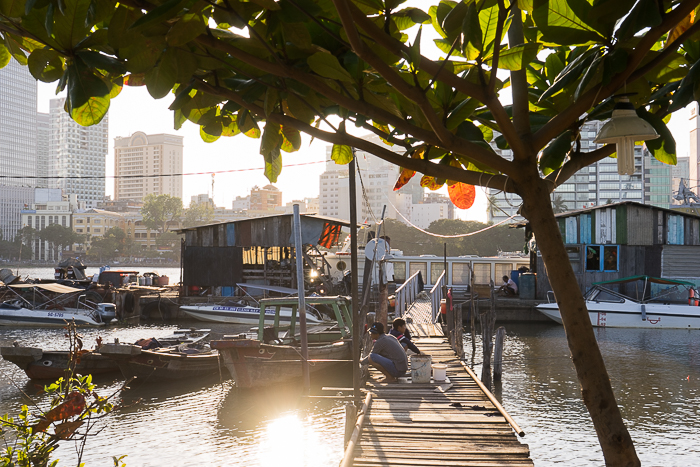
[336,261,347,271]
[365,238,390,261]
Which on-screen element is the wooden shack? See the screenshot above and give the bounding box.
[176,214,348,297]
[521,201,700,297]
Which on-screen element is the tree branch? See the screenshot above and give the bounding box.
[196,80,516,191]
[533,0,700,151]
[544,144,616,190]
[331,0,459,149]
[488,0,507,94]
[507,5,532,158]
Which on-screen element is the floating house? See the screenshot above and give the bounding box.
[520,201,700,298]
[175,214,348,297]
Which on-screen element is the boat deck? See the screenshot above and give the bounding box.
[344,298,534,466]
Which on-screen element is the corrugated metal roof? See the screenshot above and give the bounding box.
[174,213,351,233]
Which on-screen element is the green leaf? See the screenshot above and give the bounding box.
[0,0,25,17]
[129,0,185,30]
[27,48,64,82]
[66,58,111,111]
[574,53,602,100]
[281,125,301,152]
[74,50,126,74]
[239,110,261,138]
[71,95,110,126]
[281,22,312,49]
[532,0,605,45]
[263,147,282,183]
[669,59,700,112]
[539,49,597,101]
[261,121,282,155]
[4,35,27,65]
[161,47,198,83]
[488,43,540,70]
[166,13,207,46]
[461,3,482,60]
[637,108,676,165]
[52,0,92,49]
[539,130,572,175]
[200,124,221,143]
[121,36,166,73]
[307,52,355,83]
[615,0,662,42]
[265,88,278,116]
[601,49,628,86]
[0,42,10,69]
[479,5,500,57]
[108,5,141,49]
[221,115,240,137]
[145,63,176,99]
[331,144,353,165]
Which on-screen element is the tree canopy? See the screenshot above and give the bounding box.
[183,199,215,227]
[141,194,182,232]
[3,0,697,464]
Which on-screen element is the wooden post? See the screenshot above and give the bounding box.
[469,264,476,360]
[349,157,361,406]
[479,279,496,391]
[292,205,310,392]
[494,326,505,382]
[378,262,388,329]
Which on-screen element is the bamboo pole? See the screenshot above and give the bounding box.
[460,361,525,437]
[340,392,373,467]
[292,205,310,391]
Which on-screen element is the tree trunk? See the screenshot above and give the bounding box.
[520,176,639,467]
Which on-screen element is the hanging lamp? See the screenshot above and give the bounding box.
[594,96,659,175]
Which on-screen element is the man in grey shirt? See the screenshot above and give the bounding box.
[360,322,408,382]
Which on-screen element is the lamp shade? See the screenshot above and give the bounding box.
[594,98,659,144]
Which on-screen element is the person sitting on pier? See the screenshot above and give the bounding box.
[361,322,408,383]
[390,318,421,355]
[499,275,518,296]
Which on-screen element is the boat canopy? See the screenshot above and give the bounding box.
[593,276,696,287]
[8,283,83,293]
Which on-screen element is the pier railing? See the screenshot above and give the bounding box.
[430,271,446,323]
[394,271,421,317]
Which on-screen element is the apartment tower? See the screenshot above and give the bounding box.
[114,132,184,201]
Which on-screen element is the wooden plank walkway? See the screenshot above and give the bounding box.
[346,296,534,466]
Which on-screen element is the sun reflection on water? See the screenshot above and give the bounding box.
[257,414,336,467]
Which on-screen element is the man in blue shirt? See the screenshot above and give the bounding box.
[389,318,421,355]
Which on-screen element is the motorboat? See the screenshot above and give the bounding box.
[211,296,352,388]
[537,276,700,328]
[180,283,327,325]
[0,283,111,327]
[180,301,325,325]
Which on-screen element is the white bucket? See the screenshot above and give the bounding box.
[432,364,447,382]
[410,355,432,383]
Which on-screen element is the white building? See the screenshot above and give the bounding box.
[232,195,251,211]
[0,61,37,240]
[114,132,183,202]
[20,189,78,261]
[49,97,109,208]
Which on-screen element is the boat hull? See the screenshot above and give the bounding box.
[0,347,119,379]
[212,339,351,388]
[537,302,700,328]
[180,305,323,325]
[99,344,222,381]
[0,307,104,327]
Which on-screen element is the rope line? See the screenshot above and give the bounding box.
[387,199,518,238]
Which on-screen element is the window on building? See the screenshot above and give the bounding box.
[392,262,406,282]
[408,262,427,282]
[451,263,470,285]
[585,245,618,271]
[472,263,491,284]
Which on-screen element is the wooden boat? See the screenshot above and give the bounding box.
[0,346,118,379]
[538,276,700,328]
[211,296,352,388]
[99,330,221,381]
[0,329,211,380]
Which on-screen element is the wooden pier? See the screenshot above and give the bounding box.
[342,297,534,467]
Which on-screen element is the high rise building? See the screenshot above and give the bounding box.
[0,60,38,241]
[250,185,281,211]
[488,121,653,223]
[49,97,108,208]
[0,60,37,187]
[36,112,49,188]
[114,131,183,202]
